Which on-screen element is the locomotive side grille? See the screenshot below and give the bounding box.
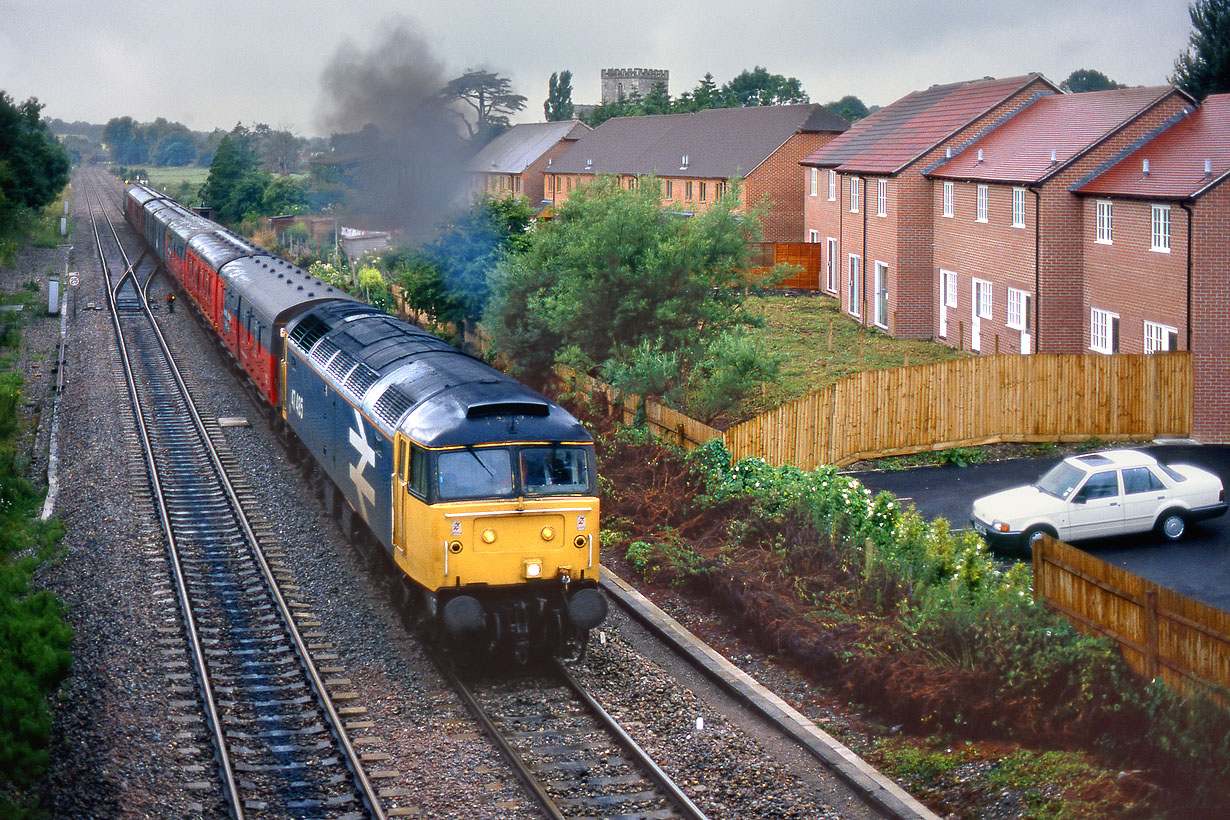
[346,364,379,397]
[327,350,358,382]
[373,386,414,427]
[289,315,330,352]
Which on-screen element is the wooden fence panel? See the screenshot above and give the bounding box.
[748,243,822,289]
[1034,537,1230,699]
[724,353,1192,468]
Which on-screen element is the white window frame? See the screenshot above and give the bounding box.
[876,179,887,217]
[944,271,958,308]
[1007,287,1028,330]
[848,254,861,317]
[942,181,954,217]
[973,278,992,319]
[850,178,861,214]
[1151,204,1170,252]
[826,238,838,293]
[810,167,818,197]
[1096,200,1113,244]
[976,185,988,223]
[1144,321,1178,353]
[828,170,837,201]
[873,261,889,328]
[1090,308,1120,354]
[1012,187,1026,228]
[808,229,819,243]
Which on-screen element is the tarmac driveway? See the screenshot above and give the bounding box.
[853,442,1230,612]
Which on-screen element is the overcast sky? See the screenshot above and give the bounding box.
[0,0,1196,137]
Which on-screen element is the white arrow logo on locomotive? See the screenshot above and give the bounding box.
[348,408,376,518]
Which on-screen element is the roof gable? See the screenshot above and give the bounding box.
[929,86,1187,184]
[1074,93,1230,200]
[801,74,1056,175]
[547,104,847,179]
[466,120,591,175]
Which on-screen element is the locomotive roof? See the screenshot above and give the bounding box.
[220,255,355,326]
[286,301,591,448]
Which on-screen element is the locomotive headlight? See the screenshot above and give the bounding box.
[540,526,555,542]
[523,559,543,579]
[481,528,497,544]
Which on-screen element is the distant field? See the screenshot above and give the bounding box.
[743,293,968,416]
[134,166,210,189]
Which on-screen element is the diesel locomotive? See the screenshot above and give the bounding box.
[124,183,607,659]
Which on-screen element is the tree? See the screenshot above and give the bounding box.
[102,116,148,164]
[1060,69,1125,93]
[1172,0,1230,99]
[440,70,527,142]
[692,73,719,109]
[485,175,784,414]
[720,67,809,106]
[825,95,870,122]
[544,71,575,121]
[0,93,71,244]
[200,126,269,223]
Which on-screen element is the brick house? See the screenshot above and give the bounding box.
[543,105,848,242]
[1071,94,1230,438]
[927,86,1196,355]
[800,74,1060,337]
[466,120,591,207]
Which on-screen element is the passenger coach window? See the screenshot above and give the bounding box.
[520,447,591,495]
[437,448,513,499]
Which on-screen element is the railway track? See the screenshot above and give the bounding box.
[431,649,710,820]
[80,170,387,820]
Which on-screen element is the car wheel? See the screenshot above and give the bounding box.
[1157,511,1187,542]
[1022,526,1053,554]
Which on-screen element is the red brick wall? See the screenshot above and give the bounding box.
[1081,198,1188,353]
[1191,181,1230,439]
[748,131,839,242]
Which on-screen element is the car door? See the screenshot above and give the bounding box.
[1120,466,1168,534]
[1066,470,1124,540]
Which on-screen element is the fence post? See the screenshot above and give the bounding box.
[1145,588,1160,681]
[1032,536,1044,603]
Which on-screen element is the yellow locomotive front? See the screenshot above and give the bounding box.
[392,435,605,660]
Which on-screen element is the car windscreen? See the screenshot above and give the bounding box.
[1034,462,1085,499]
[520,446,592,496]
[437,448,515,500]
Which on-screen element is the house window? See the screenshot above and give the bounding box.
[873,262,889,328]
[826,238,838,293]
[1007,287,1029,330]
[1096,200,1113,243]
[944,270,958,308]
[848,255,861,317]
[566,176,572,192]
[976,185,988,223]
[877,179,887,217]
[1090,308,1120,353]
[850,178,861,213]
[548,176,555,193]
[1144,321,1178,353]
[1151,204,1170,252]
[1012,187,1026,228]
[685,181,693,201]
[973,278,992,319]
[828,170,836,201]
[942,181,954,217]
[810,167,818,197]
[699,182,707,202]
[809,229,819,243]
[665,180,673,199]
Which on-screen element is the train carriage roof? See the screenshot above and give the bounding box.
[126,184,167,207]
[219,255,355,327]
[187,229,265,271]
[286,301,590,447]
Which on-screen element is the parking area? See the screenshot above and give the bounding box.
[854,443,1230,613]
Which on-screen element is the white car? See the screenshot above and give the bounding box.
[970,449,1227,552]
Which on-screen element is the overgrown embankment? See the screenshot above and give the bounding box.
[595,420,1230,819]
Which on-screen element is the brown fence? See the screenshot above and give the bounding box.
[555,368,723,448]
[748,242,822,290]
[1033,536,1230,699]
[725,352,1193,468]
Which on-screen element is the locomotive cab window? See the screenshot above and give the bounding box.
[437,448,513,500]
[409,445,431,498]
[520,447,591,495]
